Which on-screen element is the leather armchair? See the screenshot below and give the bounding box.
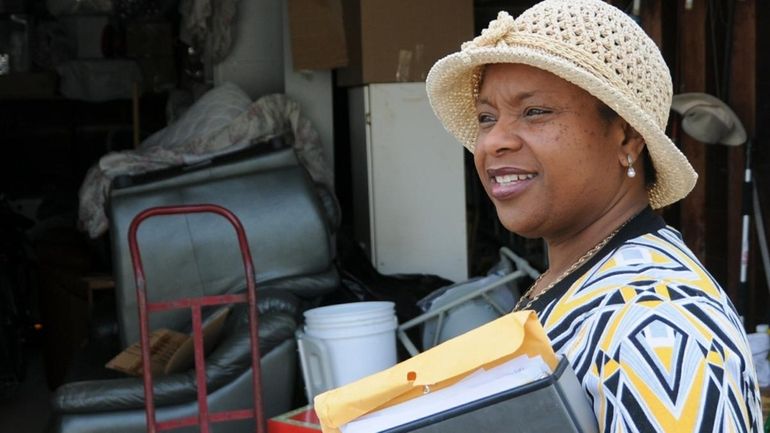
[48,143,339,433]
[48,292,300,433]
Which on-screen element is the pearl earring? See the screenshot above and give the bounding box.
[626,154,636,178]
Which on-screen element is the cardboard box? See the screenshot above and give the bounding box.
[106,307,230,376]
[336,0,473,86]
[106,328,189,376]
[288,0,348,70]
[268,406,322,433]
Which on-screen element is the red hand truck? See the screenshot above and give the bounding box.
[128,204,266,433]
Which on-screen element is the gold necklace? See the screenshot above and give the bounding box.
[514,218,631,311]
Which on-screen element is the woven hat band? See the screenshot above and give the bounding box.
[467,32,639,119]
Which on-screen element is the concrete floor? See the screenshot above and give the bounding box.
[0,346,52,433]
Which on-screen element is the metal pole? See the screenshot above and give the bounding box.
[739,139,753,316]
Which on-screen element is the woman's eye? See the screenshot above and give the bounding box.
[477,113,496,124]
[525,107,550,116]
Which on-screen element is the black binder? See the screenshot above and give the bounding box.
[381,357,598,433]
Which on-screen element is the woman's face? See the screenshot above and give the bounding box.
[474,63,631,240]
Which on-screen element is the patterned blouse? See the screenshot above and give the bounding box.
[526,207,762,433]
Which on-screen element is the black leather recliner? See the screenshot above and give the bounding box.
[47,143,340,433]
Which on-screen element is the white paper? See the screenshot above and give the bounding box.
[340,355,552,433]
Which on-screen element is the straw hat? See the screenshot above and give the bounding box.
[671,92,747,146]
[426,0,697,209]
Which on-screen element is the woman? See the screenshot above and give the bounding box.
[426,0,761,432]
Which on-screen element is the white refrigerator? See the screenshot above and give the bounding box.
[348,83,468,283]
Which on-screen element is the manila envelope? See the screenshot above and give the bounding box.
[314,310,557,433]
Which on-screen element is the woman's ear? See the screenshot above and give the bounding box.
[616,120,645,167]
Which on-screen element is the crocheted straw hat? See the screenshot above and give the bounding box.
[426,0,697,209]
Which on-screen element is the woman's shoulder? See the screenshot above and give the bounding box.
[540,226,734,328]
[590,226,724,299]
[544,227,747,358]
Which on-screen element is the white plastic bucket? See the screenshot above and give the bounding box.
[299,301,397,396]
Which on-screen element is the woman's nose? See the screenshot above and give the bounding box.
[476,120,523,156]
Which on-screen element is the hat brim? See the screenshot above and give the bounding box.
[426,46,698,209]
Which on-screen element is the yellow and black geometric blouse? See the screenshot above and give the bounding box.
[529,208,762,433]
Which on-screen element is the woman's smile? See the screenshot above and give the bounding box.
[487,167,538,200]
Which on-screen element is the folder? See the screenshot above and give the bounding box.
[314,311,598,433]
[380,356,597,433]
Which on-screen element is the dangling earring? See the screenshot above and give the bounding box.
[626,154,636,178]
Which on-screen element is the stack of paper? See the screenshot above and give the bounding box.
[340,355,551,433]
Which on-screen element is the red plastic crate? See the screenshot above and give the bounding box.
[268,406,322,433]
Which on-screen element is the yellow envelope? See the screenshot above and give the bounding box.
[313,310,557,433]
